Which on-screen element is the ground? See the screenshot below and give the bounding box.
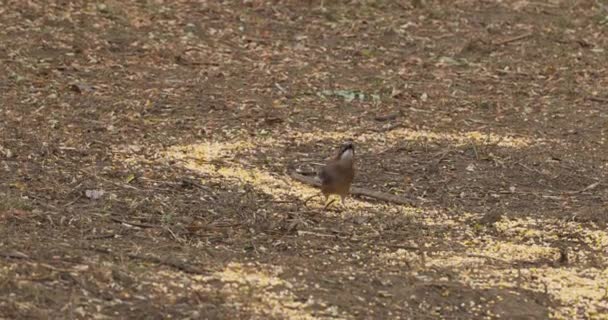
[1,0,608,319]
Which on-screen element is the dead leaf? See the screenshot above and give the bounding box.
[85,189,105,200]
[125,173,136,183]
[69,82,94,94]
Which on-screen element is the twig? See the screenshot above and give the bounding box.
[85,233,118,240]
[586,96,608,103]
[79,168,140,190]
[432,149,455,166]
[0,251,30,260]
[297,230,346,238]
[371,123,404,133]
[303,193,323,206]
[290,172,412,206]
[271,200,294,204]
[275,83,287,93]
[323,198,337,210]
[179,178,213,192]
[565,182,601,195]
[493,32,533,46]
[110,217,160,229]
[466,254,509,264]
[137,254,206,274]
[469,140,480,160]
[385,244,420,251]
[291,173,322,188]
[141,177,212,192]
[29,262,76,273]
[76,246,208,274]
[63,194,83,207]
[374,112,399,122]
[164,227,184,243]
[516,161,545,175]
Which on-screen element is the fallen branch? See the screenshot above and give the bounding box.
[371,123,404,133]
[297,230,346,238]
[85,233,118,240]
[385,244,421,251]
[290,172,412,206]
[110,217,160,229]
[374,112,400,122]
[77,246,209,275]
[586,96,608,104]
[0,251,30,260]
[466,253,510,264]
[126,253,205,274]
[493,32,533,46]
[565,182,601,195]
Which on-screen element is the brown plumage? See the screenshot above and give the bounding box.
[319,142,355,207]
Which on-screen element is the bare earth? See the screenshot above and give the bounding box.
[1,0,608,319]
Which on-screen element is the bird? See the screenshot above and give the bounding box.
[318,142,355,209]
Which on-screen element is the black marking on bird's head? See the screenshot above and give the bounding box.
[338,142,355,161]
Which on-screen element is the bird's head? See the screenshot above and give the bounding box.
[337,142,355,161]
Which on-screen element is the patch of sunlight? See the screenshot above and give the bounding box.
[470,241,559,263]
[135,269,209,304]
[537,268,608,319]
[420,211,482,227]
[165,142,317,200]
[495,217,552,241]
[0,263,17,275]
[374,211,608,319]
[426,254,487,269]
[459,267,608,319]
[495,217,608,251]
[416,241,556,270]
[199,262,347,320]
[384,129,533,148]
[151,127,535,159]
[415,253,608,319]
[171,141,256,161]
[142,266,346,319]
[204,127,536,154]
[164,142,413,214]
[379,248,425,268]
[376,211,490,268]
[292,128,535,149]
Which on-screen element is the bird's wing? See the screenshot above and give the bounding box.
[319,162,339,186]
[319,161,352,186]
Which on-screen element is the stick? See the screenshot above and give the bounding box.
[290,173,412,206]
[77,246,208,274]
[565,182,601,195]
[493,32,533,46]
[372,123,403,133]
[374,112,399,122]
[0,251,30,260]
[587,96,608,103]
[110,217,160,229]
[297,230,346,238]
[85,233,118,240]
[433,149,454,165]
[303,193,323,206]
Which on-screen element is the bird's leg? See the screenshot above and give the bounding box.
[323,195,336,210]
[340,195,346,207]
